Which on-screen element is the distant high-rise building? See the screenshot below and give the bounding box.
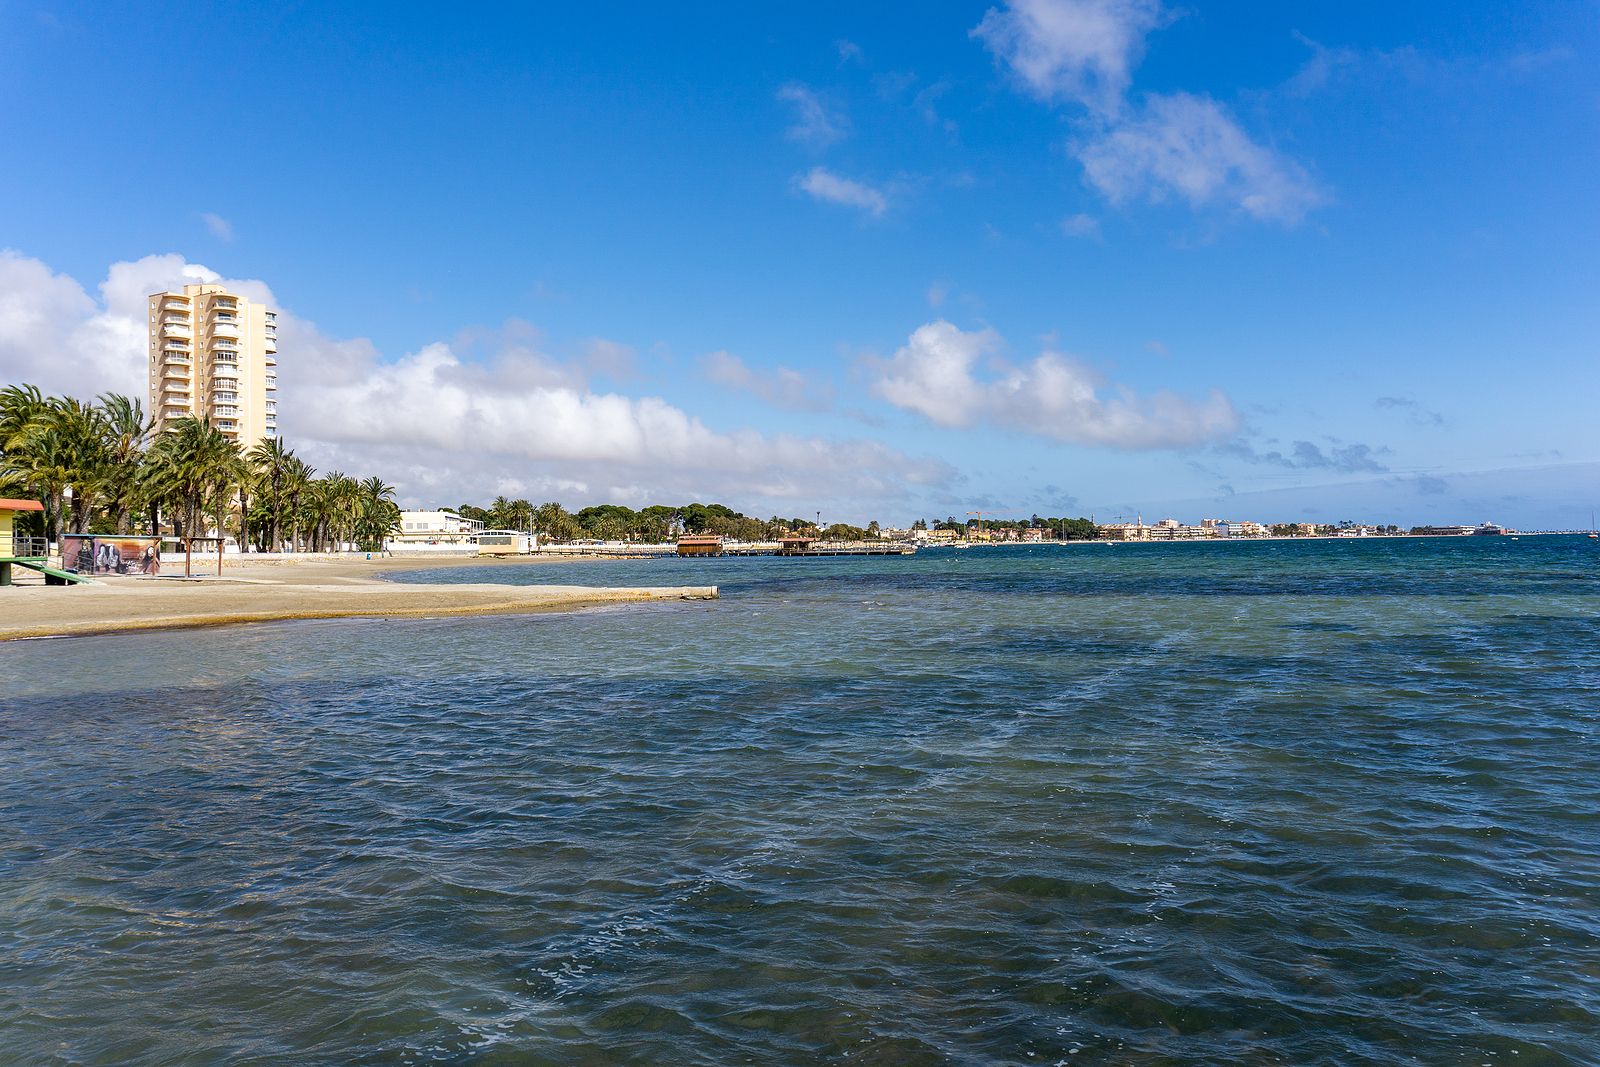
[147,283,278,444]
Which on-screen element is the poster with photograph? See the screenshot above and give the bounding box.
[61,536,161,576]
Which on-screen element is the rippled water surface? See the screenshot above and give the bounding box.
[4,537,1599,1065]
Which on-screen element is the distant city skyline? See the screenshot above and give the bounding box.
[1,2,1595,527]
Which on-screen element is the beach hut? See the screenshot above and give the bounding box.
[776,535,817,556]
[1,499,73,586]
[676,534,723,557]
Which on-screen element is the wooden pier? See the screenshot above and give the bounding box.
[678,535,915,558]
[533,538,916,559]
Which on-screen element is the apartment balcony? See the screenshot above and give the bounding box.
[161,322,192,338]
[265,378,278,392]
[212,352,240,365]
[210,321,240,339]
[161,300,190,312]
[212,405,240,418]
[264,337,277,353]
[213,392,239,404]
[161,341,191,353]
[161,355,192,367]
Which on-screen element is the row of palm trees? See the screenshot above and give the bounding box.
[1,384,400,554]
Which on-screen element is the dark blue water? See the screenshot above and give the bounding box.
[3,537,1598,1065]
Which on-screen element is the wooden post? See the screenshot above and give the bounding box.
[185,537,193,578]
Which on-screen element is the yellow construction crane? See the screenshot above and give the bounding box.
[966,510,985,538]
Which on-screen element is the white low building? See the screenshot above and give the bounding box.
[393,509,484,545]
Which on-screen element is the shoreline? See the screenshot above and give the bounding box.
[0,555,716,642]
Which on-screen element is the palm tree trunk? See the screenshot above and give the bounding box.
[236,489,250,552]
[183,499,195,578]
[47,490,66,549]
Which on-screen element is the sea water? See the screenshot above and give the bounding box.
[2,537,1597,1065]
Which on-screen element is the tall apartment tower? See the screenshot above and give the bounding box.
[147,283,278,444]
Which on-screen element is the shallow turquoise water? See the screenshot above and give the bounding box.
[3,537,1598,1065]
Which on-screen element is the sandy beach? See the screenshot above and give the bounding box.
[0,554,717,641]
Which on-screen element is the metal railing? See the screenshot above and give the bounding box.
[5,535,48,559]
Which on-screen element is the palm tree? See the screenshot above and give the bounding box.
[247,436,294,552]
[534,501,576,543]
[283,455,315,552]
[304,471,355,551]
[3,418,74,546]
[1,392,102,545]
[144,417,245,577]
[354,475,399,550]
[97,393,153,534]
[0,384,48,451]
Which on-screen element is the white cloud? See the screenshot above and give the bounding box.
[700,350,833,412]
[1075,92,1324,223]
[1375,395,1445,428]
[0,249,243,399]
[580,337,636,379]
[777,83,847,146]
[1060,212,1101,238]
[973,1,1323,226]
[972,0,1165,113]
[1215,438,1390,473]
[871,319,1237,448]
[836,39,865,65]
[200,212,234,242]
[0,251,952,510]
[796,167,889,217]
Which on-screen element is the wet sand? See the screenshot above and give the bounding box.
[0,554,716,641]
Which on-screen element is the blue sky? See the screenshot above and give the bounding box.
[2,1,1596,526]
